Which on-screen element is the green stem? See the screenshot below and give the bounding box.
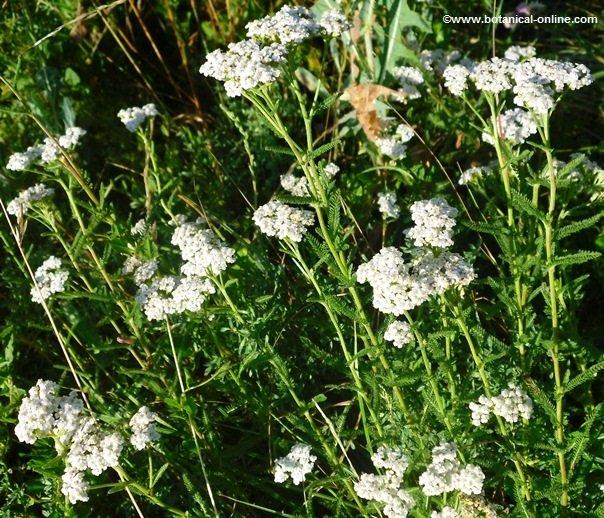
[450,302,531,501]
[287,242,383,445]
[541,116,568,507]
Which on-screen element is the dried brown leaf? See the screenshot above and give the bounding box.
[343,84,404,141]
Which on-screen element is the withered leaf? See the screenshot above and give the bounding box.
[342,84,404,141]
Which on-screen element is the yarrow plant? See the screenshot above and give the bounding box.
[1,2,601,517]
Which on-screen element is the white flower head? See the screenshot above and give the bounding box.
[419,442,484,497]
[318,9,352,37]
[62,467,89,504]
[280,172,310,196]
[6,146,42,171]
[274,443,316,485]
[459,165,492,185]
[443,64,471,96]
[253,200,314,242]
[118,103,158,132]
[376,137,407,160]
[323,162,340,178]
[200,39,288,97]
[122,257,158,286]
[393,66,424,99]
[377,190,400,219]
[384,321,413,348]
[171,219,236,277]
[135,275,216,321]
[30,256,69,303]
[131,218,148,236]
[405,197,458,248]
[490,383,533,424]
[355,445,414,518]
[504,45,536,62]
[129,406,160,450]
[6,183,54,218]
[39,127,86,164]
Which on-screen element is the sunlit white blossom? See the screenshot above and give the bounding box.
[200,40,287,97]
[377,190,400,219]
[393,66,424,99]
[504,45,536,62]
[459,165,492,185]
[129,406,160,450]
[118,103,158,132]
[274,443,316,485]
[355,446,414,518]
[384,321,413,348]
[253,200,314,242]
[6,183,54,218]
[6,146,42,171]
[318,9,352,37]
[405,197,458,248]
[30,256,69,304]
[419,442,484,497]
[281,172,310,196]
[171,219,236,277]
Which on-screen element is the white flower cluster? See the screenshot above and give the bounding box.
[253,199,315,242]
[317,8,353,37]
[6,183,54,218]
[357,248,474,315]
[122,257,158,285]
[280,172,309,196]
[432,507,459,518]
[384,321,414,348]
[201,6,349,97]
[377,123,415,160]
[6,146,43,171]
[274,443,316,485]
[15,380,83,445]
[117,103,158,132]
[470,383,533,426]
[129,406,160,450]
[405,197,458,248]
[393,66,424,99]
[40,128,87,164]
[354,446,414,518]
[357,246,473,315]
[132,218,234,321]
[30,256,69,304]
[504,45,536,62]
[420,49,470,75]
[482,108,537,146]
[135,274,216,321]
[419,442,485,497]
[14,380,147,504]
[6,127,86,171]
[246,5,350,43]
[323,162,340,177]
[377,190,400,219]
[200,40,287,97]
[443,65,471,96]
[458,165,492,186]
[171,219,236,277]
[443,53,593,114]
[130,218,148,236]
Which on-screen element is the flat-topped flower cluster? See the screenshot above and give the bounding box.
[6,126,86,171]
[199,5,351,96]
[442,45,593,115]
[469,383,533,427]
[15,380,158,504]
[126,217,235,321]
[357,198,475,315]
